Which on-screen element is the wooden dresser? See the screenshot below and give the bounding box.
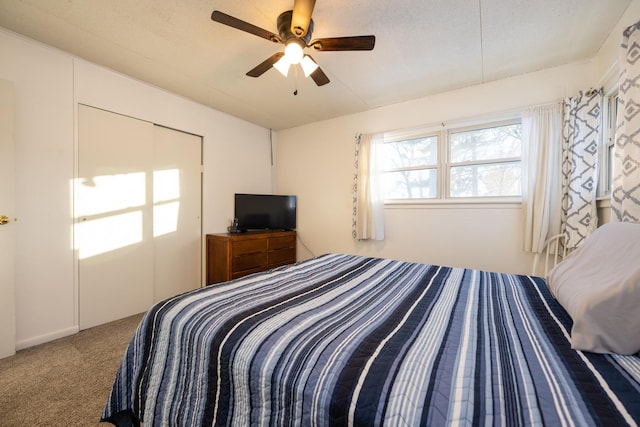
[206,230,296,284]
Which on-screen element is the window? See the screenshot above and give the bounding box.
[448,122,522,197]
[379,135,438,199]
[598,93,618,196]
[381,118,522,201]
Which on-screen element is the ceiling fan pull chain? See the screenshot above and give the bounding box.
[294,65,299,96]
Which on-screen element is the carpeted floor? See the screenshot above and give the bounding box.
[0,313,144,427]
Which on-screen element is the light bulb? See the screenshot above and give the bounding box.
[300,55,319,77]
[284,41,304,64]
[273,55,291,77]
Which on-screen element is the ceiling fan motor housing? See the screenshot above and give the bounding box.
[277,10,313,45]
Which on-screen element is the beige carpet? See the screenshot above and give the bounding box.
[0,313,144,427]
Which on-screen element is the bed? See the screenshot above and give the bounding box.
[102,223,640,426]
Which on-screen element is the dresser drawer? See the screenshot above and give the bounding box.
[232,252,268,273]
[269,235,295,250]
[269,249,295,268]
[232,238,268,256]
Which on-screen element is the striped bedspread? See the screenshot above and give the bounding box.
[102,253,640,426]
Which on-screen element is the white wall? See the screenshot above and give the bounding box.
[0,28,272,349]
[274,61,602,275]
[595,0,640,87]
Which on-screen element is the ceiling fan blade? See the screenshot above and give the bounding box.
[212,10,282,43]
[309,35,375,51]
[309,66,330,86]
[291,0,316,37]
[246,52,285,77]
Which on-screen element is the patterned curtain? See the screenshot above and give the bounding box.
[352,133,385,240]
[612,20,640,222]
[560,89,602,249]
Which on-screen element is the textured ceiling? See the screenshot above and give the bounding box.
[0,0,632,130]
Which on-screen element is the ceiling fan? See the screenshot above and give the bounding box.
[211,0,375,87]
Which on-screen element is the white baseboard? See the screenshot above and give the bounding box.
[16,325,80,351]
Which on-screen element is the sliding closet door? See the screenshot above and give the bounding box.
[78,106,203,329]
[153,126,202,302]
[78,105,154,329]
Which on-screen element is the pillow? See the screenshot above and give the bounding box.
[547,221,640,355]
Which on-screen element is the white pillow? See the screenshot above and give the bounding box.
[547,221,640,355]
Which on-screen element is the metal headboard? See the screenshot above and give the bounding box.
[532,233,569,277]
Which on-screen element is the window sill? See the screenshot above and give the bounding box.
[384,197,523,209]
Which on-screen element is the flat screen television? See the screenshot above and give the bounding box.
[234,193,297,231]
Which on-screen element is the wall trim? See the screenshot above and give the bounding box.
[16,325,79,351]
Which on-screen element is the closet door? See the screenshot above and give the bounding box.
[0,80,16,358]
[78,105,154,329]
[153,126,202,302]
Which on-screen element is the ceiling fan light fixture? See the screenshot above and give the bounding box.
[284,40,304,64]
[300,55,319,77]
[273,55,292,76]
[212,2,376,88]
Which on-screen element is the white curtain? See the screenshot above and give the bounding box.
[352,133,385,240]
[522,103,563,253]
[612,20,640,222]
[561,89,602,249]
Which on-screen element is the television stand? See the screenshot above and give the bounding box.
[206,230,296,284]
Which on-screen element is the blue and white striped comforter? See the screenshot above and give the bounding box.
[102,253,640,426]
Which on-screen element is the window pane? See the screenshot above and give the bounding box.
[380,136,438,170]
[450,162,521,197]
[383,169,437,199]
[450,124,521,163]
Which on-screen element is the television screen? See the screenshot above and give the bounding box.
[234,193,297,231]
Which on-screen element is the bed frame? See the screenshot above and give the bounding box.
[532,233,570,276]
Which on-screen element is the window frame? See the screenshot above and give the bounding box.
[446,119,523,199]
[381,114,523,204]
[380,132,441,200]
[598,90,618,198]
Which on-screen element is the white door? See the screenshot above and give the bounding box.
[78,106,203,329]
[0,80,16,358]
[153,126,202,301]
[78,105,154,329]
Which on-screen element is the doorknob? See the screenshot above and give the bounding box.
[0,215,10,225]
